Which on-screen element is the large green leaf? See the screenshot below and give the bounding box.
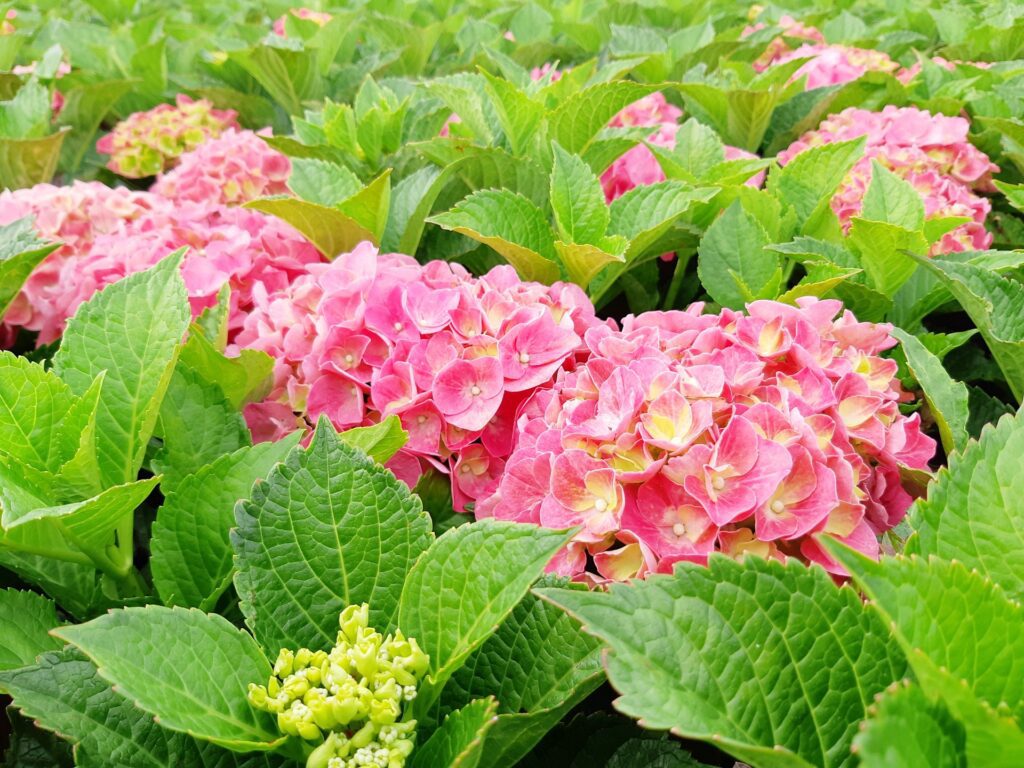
[912,256,1024,403]
[859,161,925,231]
[548,82,657,154]
[54,606,281,751]
[0,129,68,189]
[0,589,62,671]
[0,351,75,472]
[537,556,907,768]
[767,138,865,229]
[852,682,967,768]
[150,364,251,493]
[549,142,608,246]
[906,411,1024,601]
[607,181,715,261]
[336,415,408,464]
[428,189,560,283]
[398,520,573,713]
[55,79,134,175]
[441,579,605,768]
[0,549,101,621]
[245,197,375,258]
[481,71,544,156]
[697,200,780,309]
[177,326,274,410]
[0,649,284,768]
[0,217,59,318]
[847,218,927,298]
[151,435,301,611]
[233,418,432,653]
[891,328,969,455]
[828,547,1024,767]
[410,697,498,768]
[52,251,190,488]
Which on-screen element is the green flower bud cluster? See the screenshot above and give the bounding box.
[248,604,429,768]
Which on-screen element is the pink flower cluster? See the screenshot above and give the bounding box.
[96,95,240,178]
[272,7,332,36]
[600,92,763,202]
[230,243,600,499]
[1,131,317,344]
[767,44,899,89]
[779,106,997,253]
[478,298,935,583]
[742,14,825,71]
[152,128,292,208]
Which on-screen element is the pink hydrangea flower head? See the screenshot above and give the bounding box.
[743,14,826,71]
[481,297,935,583]
[96,95,240,178]
[152,128,291,207]
[769,44,899,89]
[273,7,332,36]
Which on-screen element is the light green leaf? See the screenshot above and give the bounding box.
[697,200,780,309]
[399,520,574,713]
[337,169,392,242]
[409,697,498,768]
[427,189,560,283]
[548,82,658,154]
[245,197,376,258]
[287,157,361,206]
[536,556,907,768]
[650,119,725,181]
[54,607,282,751]
[767,138,865,229]
[549,142,609,246]
[906,410,1024,601]
[827,546,1024,768]
[891,328,969,455]
[151,364,251,493]
[554,239,627,290]
[52,251,190,488]
[0,649,286,768]
[0,351,75,472]
[777,265,862,304]
[56,80,134,175]
[177,326,274,410]
[852,682,967,768]
[233,418,432,653]
[441,579,604,768]
[0,129,68,189]
[0,217,59,318]
[607,181,716,260]
[0,589,62,671]
[860,161,925,231]
[337,415,408,465]
[847,218,927,298]
[481,71,544,156]
[0,549,101,621]
[151,435,302,611]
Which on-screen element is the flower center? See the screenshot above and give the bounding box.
[344,354,354,365]
[393,321,404,332]
[470,385,481,396]
[711,476,726,491]
[770,499,786,514]
[672,522,686,537]
[416,415,427,425]
[593,498,608,512]
[518,352,531,364]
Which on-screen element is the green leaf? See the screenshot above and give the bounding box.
[229,46,320,116]
[0,648,285,768]
[827,547,1024,767]
[151,365,251,493]
[54,606,281,751]
[0,351,75,472]
[906,411,1024,601]
[52,251,190,488]
[536,556,907,768]
[151,435,302,611]
[891,328,969,455]
[409,697,498,768]
[55,79,134,175]
[767,138,865,229]
[860,161,925,231]
[337,169,392,242]
[548,82,658,154]
[0,589,62,671]
[697,200,780,309]
[398,520,574,712]
[0,550,101,621]
[428,189,560,283]
[914,257,1024,403]
[549,142,609,246]
[651,119,725,181]
[0,129,68,189]
[0,217,59,318]
[233,418,432,653]
[852,682,967,768]
[553,239,626,290]
[245,197,376,258]
[847,218,928,298]
[177,327,274,410]
[441,578,604,768]
[287,157,361,206]
[481,71,544,156]
[606,181,716,260]
[336,415,408,464]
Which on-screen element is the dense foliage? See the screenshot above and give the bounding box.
[1,1,1024,766]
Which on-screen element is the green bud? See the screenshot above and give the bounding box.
[295,648,314,670]
[274,648,295,678]
[339,603,369,643]
[369,697,400,726]
[306,733,339,768]
[349,721,378,749]
[282,672,311,700]
[247,683,268,709]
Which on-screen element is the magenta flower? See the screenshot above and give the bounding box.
[433,356,505,432]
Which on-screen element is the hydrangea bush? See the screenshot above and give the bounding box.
[0,2,1022,767]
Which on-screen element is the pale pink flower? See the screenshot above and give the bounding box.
[769,44,899,89]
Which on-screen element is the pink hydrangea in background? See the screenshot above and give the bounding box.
[779,106,997,253]
[600,93,765,201]
[272,7,332,36]
[478,298,935,583]
[230,243,601,496]
[767,44,899,89]
[152,128,291,208]
[96,95,240,178]
[742,14,826,71]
